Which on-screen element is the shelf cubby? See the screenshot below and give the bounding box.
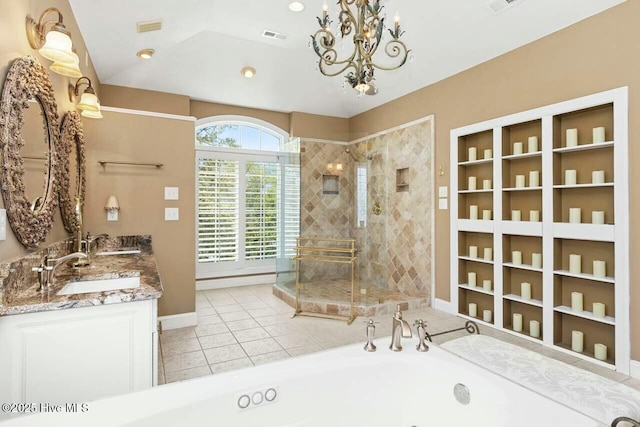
[503,299,543,340]
[458,130,493,163]
[554,311,615,365]
[552,103,613,150]
[458,287,494,324]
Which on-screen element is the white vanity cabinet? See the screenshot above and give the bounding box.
[0,299,158,412]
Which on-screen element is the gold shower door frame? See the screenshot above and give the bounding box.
[291,237,357,324]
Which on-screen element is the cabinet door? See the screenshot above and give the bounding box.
[0,300,154,405]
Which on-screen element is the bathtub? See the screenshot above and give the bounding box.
[0,338,604,427]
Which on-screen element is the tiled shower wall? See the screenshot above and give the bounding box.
[298,117,434,298]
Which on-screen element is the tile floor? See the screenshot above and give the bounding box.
[158,284,640,392]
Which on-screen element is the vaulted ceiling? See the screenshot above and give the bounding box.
[69,0,625,118]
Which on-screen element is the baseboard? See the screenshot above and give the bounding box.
[434,298,452,314]
[158,312,197,331]
[631,359,640,379]
[196,274,276,290]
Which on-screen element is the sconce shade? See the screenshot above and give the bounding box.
[335,163,344,172]
[39,27,75,63]
[77,91,100,112]
[81,106,103,119]
[105,196,119,210]
[50,52,82,78]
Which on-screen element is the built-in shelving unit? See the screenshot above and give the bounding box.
[450,87,629,374]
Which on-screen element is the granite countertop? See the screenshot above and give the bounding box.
[0,235,163,316]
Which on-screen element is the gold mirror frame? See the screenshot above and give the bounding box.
[0,56,59,249]
[58,111,86,233]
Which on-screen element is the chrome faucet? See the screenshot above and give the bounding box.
[45,252,87,287]
[74,232,109,267]
[390,305,412,351]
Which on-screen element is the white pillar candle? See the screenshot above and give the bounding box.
[483,279,492,291]
[532,253,542,269]
[470,205,479,220]
[529,170,540,187]
[468,272,477,287]
[468,147,477,161]
[530,320,540,338]
[571,291,584,312]
[566,128,578,147]
[565,169,577,185]
[468,176,477,190]
[594,343,607,361]
[593,302,606,318]
[571,330,584,353]
[513,141,523,155]
[592,170,605,184]
[521,282,532,300]
[483,247,493,261]
[592,211,605,224]
[469,246,478,258]
[528,136,539,153]
[482,209,492,220]
[513,313,523,332]
[483,179,492,190]
[512,210,521,221]
[483,309,492,323]
[569,254,582,274]
[512,250,522,265]
[529,210,540,222]
[593,260,606,278]
[592,127,606,144]
[484,148,493,159]
[468,303,477,318]
[515,175,526,188]
[569,207,582,224]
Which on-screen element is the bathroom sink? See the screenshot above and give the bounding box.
[57,276,140,296]
[95,247,141,256]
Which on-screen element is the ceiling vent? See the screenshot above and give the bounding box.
[487,0,522,15]
[137,20,163,33]
[261,29,287,41]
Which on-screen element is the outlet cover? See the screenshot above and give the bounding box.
[107,210,119,221]
[164,187,179,200]
[0,208,6,240]
[165,207,179,221]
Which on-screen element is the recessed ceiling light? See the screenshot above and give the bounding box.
[241,66,256,79]
[289,1,304,12]
[136,49,155,59]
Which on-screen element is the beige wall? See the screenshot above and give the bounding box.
[350,1,640,359]
[81,111,196,316]
[0,0,99,261]
[290,112,350,141]
[101,85,190,116]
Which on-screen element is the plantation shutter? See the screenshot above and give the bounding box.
[197,158,239,264]
[245,161,280,260]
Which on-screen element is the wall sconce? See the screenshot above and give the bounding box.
[105,196,119,221]
[69,77,103,119]
[26,7,82,77]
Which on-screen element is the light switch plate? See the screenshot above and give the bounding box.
[0,208,6,240]
[438,199,448,210]
[164,187,179,200]
[165,207,179,221]
[438,186,448,198]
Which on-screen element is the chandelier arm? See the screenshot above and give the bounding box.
[369,39,409,71]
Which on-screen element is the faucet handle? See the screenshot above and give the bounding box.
[363,319,377,352]
[414,319,430,352]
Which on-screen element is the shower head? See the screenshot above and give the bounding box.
[345,148,364,162]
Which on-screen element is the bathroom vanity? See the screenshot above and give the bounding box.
[0,236,162,417]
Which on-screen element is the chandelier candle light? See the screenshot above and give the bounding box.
[311,0,410,94]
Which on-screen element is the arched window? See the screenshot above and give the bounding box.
[195,116,299,282]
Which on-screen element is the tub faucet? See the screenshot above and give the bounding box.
[390,305,412,351]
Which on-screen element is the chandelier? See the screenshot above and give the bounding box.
[311,0,410,95]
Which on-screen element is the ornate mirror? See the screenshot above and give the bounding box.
[58,111,86,233]
[0,56,59,249]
